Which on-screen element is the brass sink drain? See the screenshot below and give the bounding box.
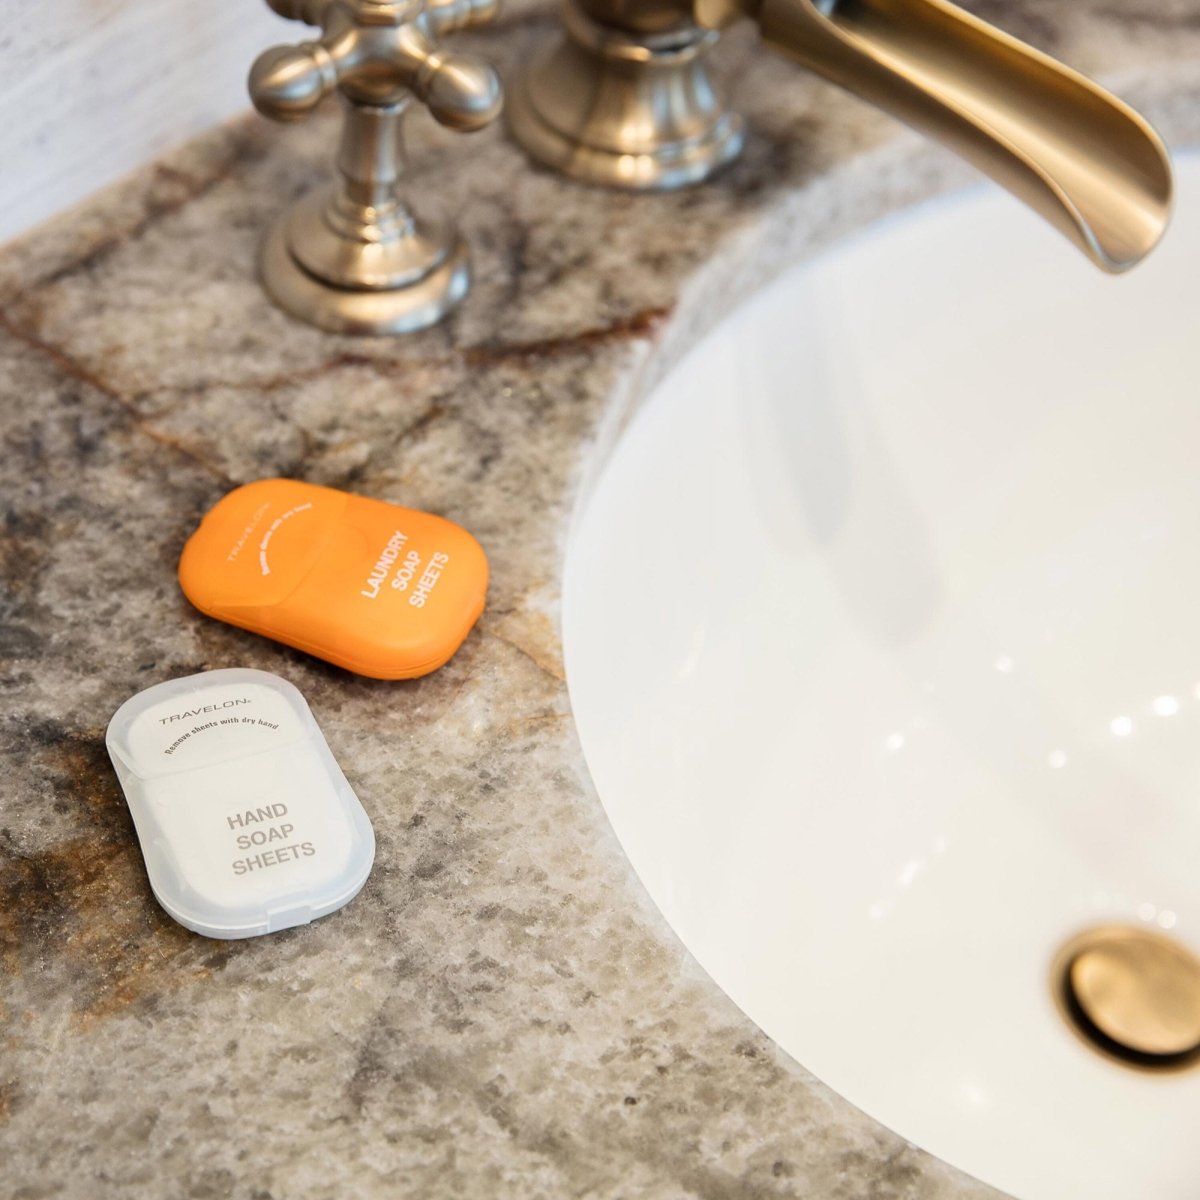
[1053,925,1200,1070]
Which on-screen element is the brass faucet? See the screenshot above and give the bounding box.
[249,0,502,335]
[508,0,1173,273]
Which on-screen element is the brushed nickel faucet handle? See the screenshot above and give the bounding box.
[249,0,503,335]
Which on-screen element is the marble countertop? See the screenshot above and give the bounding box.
[4,5,1200,1197]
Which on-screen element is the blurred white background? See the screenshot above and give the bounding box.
[0,0,292,244]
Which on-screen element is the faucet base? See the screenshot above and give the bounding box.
[259,198,471,337]
[508,1,743,191]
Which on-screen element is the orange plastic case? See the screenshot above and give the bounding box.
[179,479,487,679]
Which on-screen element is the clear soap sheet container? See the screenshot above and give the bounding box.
[106,668,375,939]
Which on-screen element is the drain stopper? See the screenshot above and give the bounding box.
[1058,926,1200,1065]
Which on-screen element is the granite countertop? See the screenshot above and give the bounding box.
[4,4,1200,1197]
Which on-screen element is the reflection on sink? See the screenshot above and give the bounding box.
[563,155,1200,1199]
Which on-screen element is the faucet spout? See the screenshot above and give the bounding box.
[701,0,1172,271]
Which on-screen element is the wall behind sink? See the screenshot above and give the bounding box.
[0,0,292,246]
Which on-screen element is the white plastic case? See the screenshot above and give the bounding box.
[106,668,375,939]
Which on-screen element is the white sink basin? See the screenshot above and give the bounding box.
[564,155,1200,1199]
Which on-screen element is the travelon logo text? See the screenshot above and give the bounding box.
[158,699,253,725]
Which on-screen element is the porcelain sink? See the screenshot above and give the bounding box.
[563,154,1200,1199]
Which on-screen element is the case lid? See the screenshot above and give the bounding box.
[106,668,375,939]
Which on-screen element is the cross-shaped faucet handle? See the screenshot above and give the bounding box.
[249,0,503,335]
[250,0,501,132]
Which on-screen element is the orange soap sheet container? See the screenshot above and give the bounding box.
[179,479,488,679]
